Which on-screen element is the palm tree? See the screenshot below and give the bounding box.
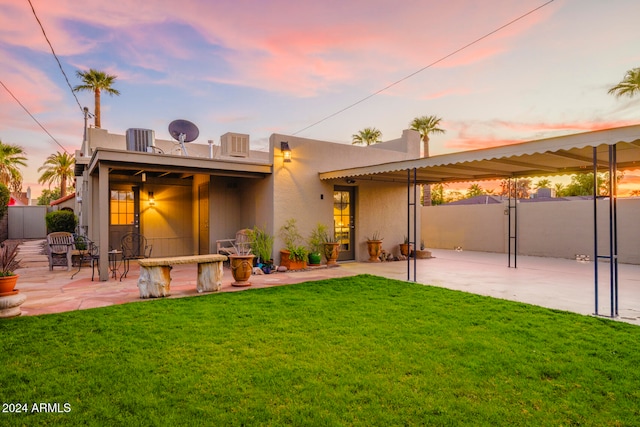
[608,67,640,99]
[0,140,27,193]
[466,183,485,198]
[352,127,382,146]
[535,178,552,189]
[410,115,446,206]
[38,152,75,198]
[409,115,446,158]
[73,68,120,128]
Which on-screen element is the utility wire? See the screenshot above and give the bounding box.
[0,80,70,154]
[27,0,84,115]
[293,0,556,136]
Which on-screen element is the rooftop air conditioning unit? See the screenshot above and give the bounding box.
[220,132,250,157]
[126,128,155,152]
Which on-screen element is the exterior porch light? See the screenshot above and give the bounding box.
[148,191,155,206]
[281,141,292,162]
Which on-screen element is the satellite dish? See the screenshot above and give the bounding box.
[168,119,199,155]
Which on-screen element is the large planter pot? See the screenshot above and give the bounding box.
[366,240,383,262]
[280,250,307,271]
[0,292,27,318]
[399,243,413,257]
[323,242,340,266]
[229,254,255,287]
[0,274,19,296]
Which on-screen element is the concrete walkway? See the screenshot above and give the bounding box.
[9,240,640,326]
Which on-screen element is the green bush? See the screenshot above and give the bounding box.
[0,183,9,221]
[45,210,78,233]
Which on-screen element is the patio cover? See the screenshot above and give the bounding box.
[319,124,640,183]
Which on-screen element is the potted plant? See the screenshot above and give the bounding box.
[279,219,308,270]
[366,231,383,262]
[399,236,413,257]
[307,223,327,266]
[228,240,255,287]
[247,226,275,274]
[322,231,340,266]
[0,242,20,295]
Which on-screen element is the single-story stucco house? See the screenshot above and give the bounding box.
[74,127,423,281]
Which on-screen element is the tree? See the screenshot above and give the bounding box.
[0,140,27,193]
[37,188,61,206]
[554,182,566,197]
[410,115,446,206]
[409,115,445,158]
[466,183,485,198]
[38,152,75,198]
[430,184,445,205]
[499,178,531,199]
[608,67,640,99]
[352,127,382,146]
[73,68,120,128]
[535,179,552,189]
[563,172,623,197]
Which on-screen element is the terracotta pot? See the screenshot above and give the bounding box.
[323,242,340,266]
[0,274,19,296]
[280,250,307,271]
[399,243,413,257]
[366,240,383,262]
[229,254,255,287]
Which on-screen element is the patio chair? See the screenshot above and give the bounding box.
[47,232,75,271]
[120,232,152,280]
[216,229,251,256]
[70,238,100,281]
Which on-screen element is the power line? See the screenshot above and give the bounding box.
[0,80,70,154]
[292,0,556,136]
[27,0,84,115]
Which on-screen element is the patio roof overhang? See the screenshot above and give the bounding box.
[319,124,640,184]
[85,148,272,180]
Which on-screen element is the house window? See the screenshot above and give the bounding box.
[110,190,135,225]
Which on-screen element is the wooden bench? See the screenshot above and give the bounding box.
[137,254,227,298]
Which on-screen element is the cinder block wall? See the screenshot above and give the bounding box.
[422,198,640,264]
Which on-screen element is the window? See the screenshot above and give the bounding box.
[110,190,135,225]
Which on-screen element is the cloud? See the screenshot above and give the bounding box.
[441,118,640,152]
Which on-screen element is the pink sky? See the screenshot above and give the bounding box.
[0,0,639,197]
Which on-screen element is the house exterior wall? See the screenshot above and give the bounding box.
[269,130,421,262]
[141,178,194,256]
[421,198,640,264]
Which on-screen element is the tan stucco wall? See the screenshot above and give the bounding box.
[141,179,194,256]
[269,130,421,261]
[422,198,640,264]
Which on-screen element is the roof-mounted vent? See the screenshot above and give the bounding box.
[126,128,155,152]
[220,132,250,157]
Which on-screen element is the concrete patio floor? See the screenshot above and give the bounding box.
[10,240,640,326]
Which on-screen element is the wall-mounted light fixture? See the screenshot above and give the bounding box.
[148,191,155,206]
[281,141,292,162]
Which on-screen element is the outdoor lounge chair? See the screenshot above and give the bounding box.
[47,232,75,271]
[120,232,152,280]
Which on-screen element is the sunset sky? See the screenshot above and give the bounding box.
[1,0,639,197]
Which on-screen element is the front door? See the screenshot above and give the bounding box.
[334,186,355,261]
[198,183,210,254]
[109,185,140,251]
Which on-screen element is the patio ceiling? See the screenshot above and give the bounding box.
[319,125,640,184]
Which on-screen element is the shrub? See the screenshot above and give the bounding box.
[45,210,78,233]
[0,183,9,221]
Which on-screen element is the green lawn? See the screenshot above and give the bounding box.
[1,274,639,426]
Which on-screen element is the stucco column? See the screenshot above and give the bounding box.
[98,163,110,281]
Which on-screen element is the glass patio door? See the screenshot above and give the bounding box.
[334,186,355,261]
